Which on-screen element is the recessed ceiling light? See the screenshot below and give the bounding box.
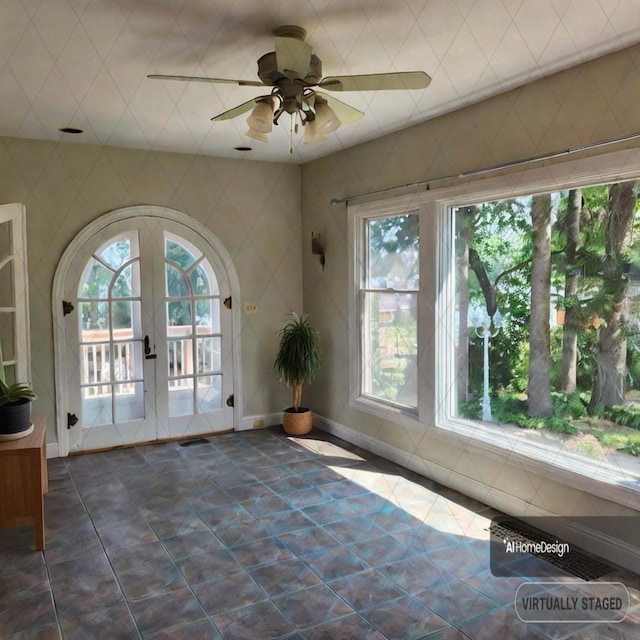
[234,146,252,152]
[58,127,83,134]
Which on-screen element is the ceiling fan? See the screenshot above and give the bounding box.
[148,25,431,145]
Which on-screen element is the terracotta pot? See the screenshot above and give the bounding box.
[282,407,312,435]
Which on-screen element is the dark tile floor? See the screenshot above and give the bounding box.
[1,427,638,639]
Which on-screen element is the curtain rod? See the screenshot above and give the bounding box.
[329,130,640,207]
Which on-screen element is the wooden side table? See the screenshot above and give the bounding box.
[0,414,48,550]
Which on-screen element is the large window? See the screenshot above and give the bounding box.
[350,153,640,502]
[451,182,640,474]
[359,213,419,410]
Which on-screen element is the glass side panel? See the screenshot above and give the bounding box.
[366,214,419,290]
[79,258,113,299]
[0,259,14,308]
[0,312,15,362]
[165,263,190,298]
[197,375,222,412]
[0,221,10,263]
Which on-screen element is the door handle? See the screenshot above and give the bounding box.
[144,334,157,360]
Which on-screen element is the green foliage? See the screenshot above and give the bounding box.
[274,312,321,395]
[619,435,640,456]
[603,405,640,431]
[460,394,578,434]
[0,380,37,407]
[551,391,587,419]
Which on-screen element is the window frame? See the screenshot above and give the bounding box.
[348,148,640,508]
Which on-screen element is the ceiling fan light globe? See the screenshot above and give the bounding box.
[315,102,341,134]
[245,127,269,142]
[303,120,326,144]
[246,100,274,133]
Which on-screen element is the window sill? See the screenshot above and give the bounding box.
[350,394,639,510]
[436,415,640,510]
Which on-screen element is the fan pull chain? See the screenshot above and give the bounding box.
[289,114,295,155]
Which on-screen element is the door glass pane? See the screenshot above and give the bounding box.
[166,239,196,269]
[166,263,190,297]
[168,338,193,378]
[99,237,131,269]
[168,301,192,330]
[169,378,194,417]
[195,299,220,332]
[115,382,144,422]
[196,337,221,373]
[113,263,140,298]
[80,343,111,385]
[80,258,113,298]
[0,260,14,307]
[190,264,211,295]
[113,342,142,382]
[111,300,134,332]
[80,302,110,339]
[82,386,112,427]
[197,375,222,412]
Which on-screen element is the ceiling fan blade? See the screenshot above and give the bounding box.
[148,74,264,87]
[319,71,431,92]
[316,92,364,125]
[274,36,313,79]
[211,97,269,122]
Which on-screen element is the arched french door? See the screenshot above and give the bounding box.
[53,207,241,455]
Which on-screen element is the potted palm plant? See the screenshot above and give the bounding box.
[274,311,321,435]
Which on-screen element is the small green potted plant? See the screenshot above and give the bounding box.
[0,347,37,440]
[274,311,321,435]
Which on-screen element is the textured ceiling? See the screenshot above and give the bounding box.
[1,0,639,164]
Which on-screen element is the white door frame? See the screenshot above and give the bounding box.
[53,205,243,456]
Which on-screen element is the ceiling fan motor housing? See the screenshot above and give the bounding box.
[257,52,322,87]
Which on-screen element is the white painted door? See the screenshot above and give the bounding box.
[64,217,233,451]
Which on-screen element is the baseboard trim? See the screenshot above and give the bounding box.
[47,442,59,459]
[238,412,282,431]
[312,414,640,575]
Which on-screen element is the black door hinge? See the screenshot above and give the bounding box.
[223,296,232,309]
[226,394,234,407]
[62,300,75,316]
[67,413,79,429]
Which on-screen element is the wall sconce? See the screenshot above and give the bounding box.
[311,231,325,271]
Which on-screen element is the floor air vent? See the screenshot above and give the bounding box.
[179,438,210,447]
[489,519,613,581]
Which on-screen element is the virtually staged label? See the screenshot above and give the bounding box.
[515,582,629,623]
